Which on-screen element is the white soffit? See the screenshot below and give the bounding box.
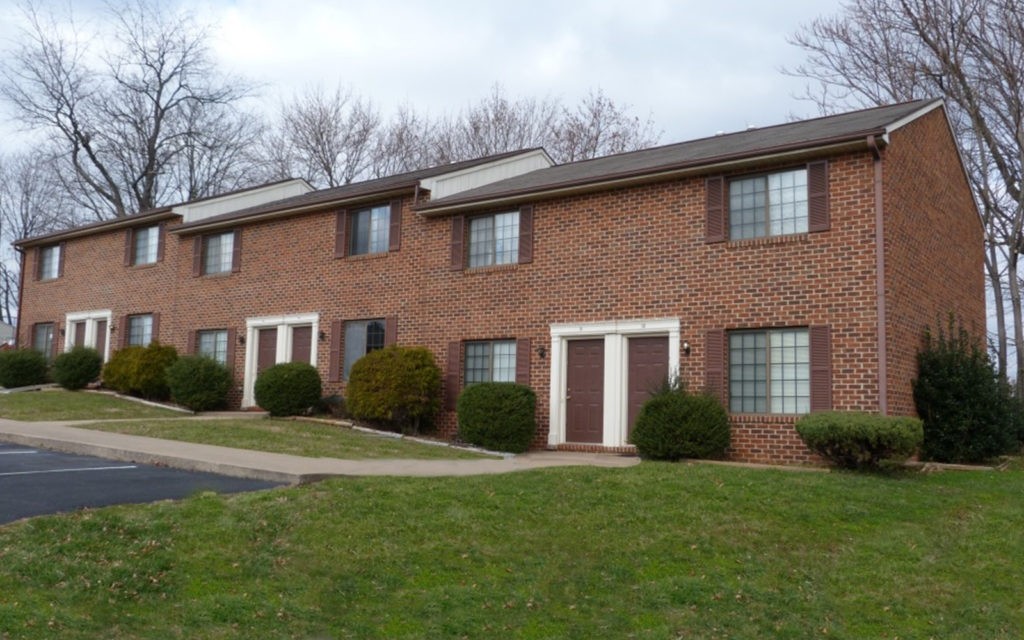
[419,149,554,200]
[173,179,314,224]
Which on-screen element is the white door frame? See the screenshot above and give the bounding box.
[64,310,113,361]
[242,312,319,407]
[549,318,680,447]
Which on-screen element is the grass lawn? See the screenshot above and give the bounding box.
[1,463,1022,638]
[0,389,182,421]
[83,418,495,460]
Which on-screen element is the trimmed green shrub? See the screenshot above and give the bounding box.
[254,362,322,417]
[913,319,1018,463]
[101,343,178,400]
[102,346,143,394]
[166,356,233,411]
[629,388,730,461]
[52,346,103,390]
[347,345,441,433]
[457,383,536,453]
[796,412,923,469]
[0,349,49,388]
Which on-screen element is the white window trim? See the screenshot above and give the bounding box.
[241,312,319,407]
[548,318,680,448]
[64,310,113,362]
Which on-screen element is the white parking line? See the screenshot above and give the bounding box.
[0,465,138,477]
[0,450,38,455]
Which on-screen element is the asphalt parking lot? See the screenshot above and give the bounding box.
[0,442,282,525]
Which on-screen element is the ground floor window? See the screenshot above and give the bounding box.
[198,329,229,365]
[728,328,809,414]
[33,323,55,360]
[344,319,385,379]
[127,314,154,347]
[464,340,516,384]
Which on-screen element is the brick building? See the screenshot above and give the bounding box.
[15,98,983,463]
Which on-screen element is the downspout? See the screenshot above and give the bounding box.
[13,246,25,349]
[868,135,888,415]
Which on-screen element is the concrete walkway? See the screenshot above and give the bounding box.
[0,419,639,485]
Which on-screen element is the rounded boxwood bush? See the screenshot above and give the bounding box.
[52,346,103,390]
[457,382,536,453]
[629,391,730,461]
[347,345,441,433]
[167,355,233,411]
[796,412,923,469]
[102,346,143,394]
[0,349,49,388]
[254,361,322,416]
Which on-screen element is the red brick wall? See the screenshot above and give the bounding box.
[17,112,982,465]
[882,108,986,416]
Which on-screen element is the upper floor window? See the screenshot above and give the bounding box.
[127,314,154,347]
[469,212,519,268]
[704,161,828,243]
[193,230,240,276]
[335,201,401,258]
[38,244,62,280]
[729,169,808,240]
[198,329,229,365]
[464,340,516,384]
[350,204,390,256]
[33,323,55,360]
[129,225,161,266]
[729,329,809,414]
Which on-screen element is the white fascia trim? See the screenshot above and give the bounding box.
[548,318,681,448]
[418,149,555,193]
[242,312,320,407]
[881,98,944,144]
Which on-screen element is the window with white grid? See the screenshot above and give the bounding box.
[729,169,808,240]
[39,245,61,280]
[127,315,154,347]
[468,212,519,268]
[203,232,234,274]
[464,340,516,384]
[349,205,390,255]
[133,226,160,265]
[198,329,229,365]
[729,329,809,414]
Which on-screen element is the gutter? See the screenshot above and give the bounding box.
[868,134,888,414]
[13,246,25,349]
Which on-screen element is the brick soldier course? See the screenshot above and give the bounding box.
[16,99,984,464]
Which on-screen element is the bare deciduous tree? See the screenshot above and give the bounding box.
[787,0,1024,388]
[551,89,661,162]
[0,0,258,218]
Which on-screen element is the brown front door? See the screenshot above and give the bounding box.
[257,328,278,374]
[291,326,312,364]
[73,322,86,348]
[95,320,107,359]
[627,336,669,434]
[566,339,604,443]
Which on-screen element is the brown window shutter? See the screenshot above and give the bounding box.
[186,330,196,354]
[515,337,531,385]
[225,328,237,375]
[705,176,726,243]
[124,229,134,266]
[57,242,66,277]
[384,316,398,345]
[156,223,166,262]
[518,205,534,264]
[450,216,465,271]
[807,161,830,232]
[192,237,202,276]
[32,247,40,281]
[328,320,342,382]
[119,315,129,349]
[388,199,402,252]
[704,329,726,407]
[444,341,461,410]
[231,230,242,273]
[151,313,161,342]
[809,325,832,411]
[334,210,348,258]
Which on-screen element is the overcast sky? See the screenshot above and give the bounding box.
[0,0,848,150]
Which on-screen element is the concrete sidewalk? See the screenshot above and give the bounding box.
[0,419,639,485]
